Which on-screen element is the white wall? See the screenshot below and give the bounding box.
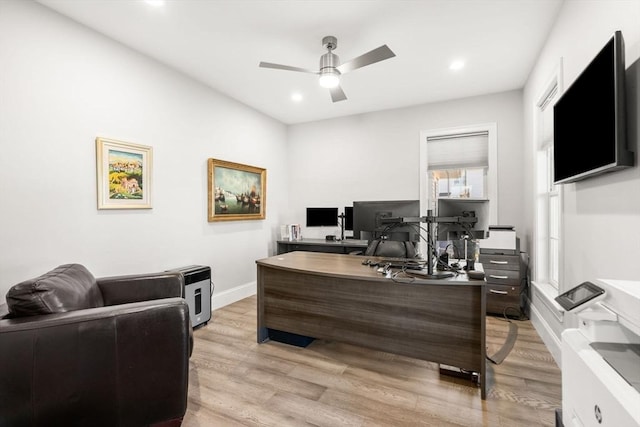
[286,91,525,243]
[0,0,288,305]
[522,0,640,357]
[524,0,640,288]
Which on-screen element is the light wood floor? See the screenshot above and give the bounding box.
[182,296,561,427]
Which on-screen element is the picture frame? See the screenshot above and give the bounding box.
[208,158,266,222]
[96,137,152,209]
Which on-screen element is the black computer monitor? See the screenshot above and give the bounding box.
[352,200,421,242]
[344,206,353,231]
[306,207,339,227]
[436,198,489,240]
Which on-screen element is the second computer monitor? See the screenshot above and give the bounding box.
[344,206,353,231]
[436,198,489,240]
[352,200,421,242]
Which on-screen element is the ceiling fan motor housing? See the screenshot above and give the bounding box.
[320,52,340,73]
[320,36,340,73]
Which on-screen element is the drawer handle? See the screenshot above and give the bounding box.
[489,260,509,264]
[489,289,509,294]
[489,274,509,280]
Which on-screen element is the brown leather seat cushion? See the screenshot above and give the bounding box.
[6,263,104,317]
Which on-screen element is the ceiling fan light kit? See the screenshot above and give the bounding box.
[318,70,340,88]
[259,35,395,102]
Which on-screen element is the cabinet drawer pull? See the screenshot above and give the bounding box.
[489,274,509,280]
[489,289,509,294]
[489,260,509,265]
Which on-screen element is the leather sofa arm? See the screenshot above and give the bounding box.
[0,297,190,426]
[97,271,184,306]
[0,303,8,319]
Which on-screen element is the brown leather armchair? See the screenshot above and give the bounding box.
[0,264,192,427]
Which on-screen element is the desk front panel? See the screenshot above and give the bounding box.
[256,252,486,376]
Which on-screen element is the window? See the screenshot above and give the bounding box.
[431,168,486,199]
[426,131,489,203]
[419,124,498,255]
[534,72,562,289]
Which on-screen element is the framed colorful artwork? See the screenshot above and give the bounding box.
[208,158,266,221]
[96,137,152,209]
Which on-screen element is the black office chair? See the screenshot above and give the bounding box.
[364,238,417,258]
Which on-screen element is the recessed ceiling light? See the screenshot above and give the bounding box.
[145,0,165,7]
[291,92,303,102]
[449,60,465,71]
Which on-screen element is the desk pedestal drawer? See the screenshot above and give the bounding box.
[479,254,520,271]
[486,284,520,316]
[479,250,525,318]
[484,269,520,286]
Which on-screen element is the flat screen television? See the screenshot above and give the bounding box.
[352,200,420,242]
[553,30,633,184]
[306,207,338,226]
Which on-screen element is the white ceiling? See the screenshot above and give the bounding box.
[36,0,563,125]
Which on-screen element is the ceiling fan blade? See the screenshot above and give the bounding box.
[330,85,347,103]
[259,61,317,74]
[336,45,396,74]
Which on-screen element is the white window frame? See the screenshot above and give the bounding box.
[533,63,564,291]
[419,123,498,256]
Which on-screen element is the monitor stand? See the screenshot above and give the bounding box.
[405,270,455,280]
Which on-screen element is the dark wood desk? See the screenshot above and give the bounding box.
[256,251,487,399]
[276,238,369,255]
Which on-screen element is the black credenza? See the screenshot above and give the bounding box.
[276,238,369,255]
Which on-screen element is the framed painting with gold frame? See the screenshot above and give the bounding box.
[208,158,266,221]
[96,137,152,209]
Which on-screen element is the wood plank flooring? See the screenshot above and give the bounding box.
[182,296,561,427]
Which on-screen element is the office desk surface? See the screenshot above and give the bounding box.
[256,251,487,399]
[257,250,484,284]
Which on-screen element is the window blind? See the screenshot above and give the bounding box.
[426,131,488,169]
[538,82,558,149]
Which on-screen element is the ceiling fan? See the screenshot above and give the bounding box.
[259,36,396,103]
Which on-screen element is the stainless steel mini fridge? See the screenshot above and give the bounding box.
[168,265,212,328]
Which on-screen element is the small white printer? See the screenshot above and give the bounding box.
[561,279,640,426]
[478,225,518,254]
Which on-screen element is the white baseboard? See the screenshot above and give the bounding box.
[528,281,566,367]
[211,281,256,310]
[529,300,563,367]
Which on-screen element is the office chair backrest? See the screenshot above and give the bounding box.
[364,239,417,258]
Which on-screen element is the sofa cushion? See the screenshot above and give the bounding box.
[6,264,104,317]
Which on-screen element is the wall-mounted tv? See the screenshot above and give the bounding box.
[553,30,633,184]
[306,207,338,227]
